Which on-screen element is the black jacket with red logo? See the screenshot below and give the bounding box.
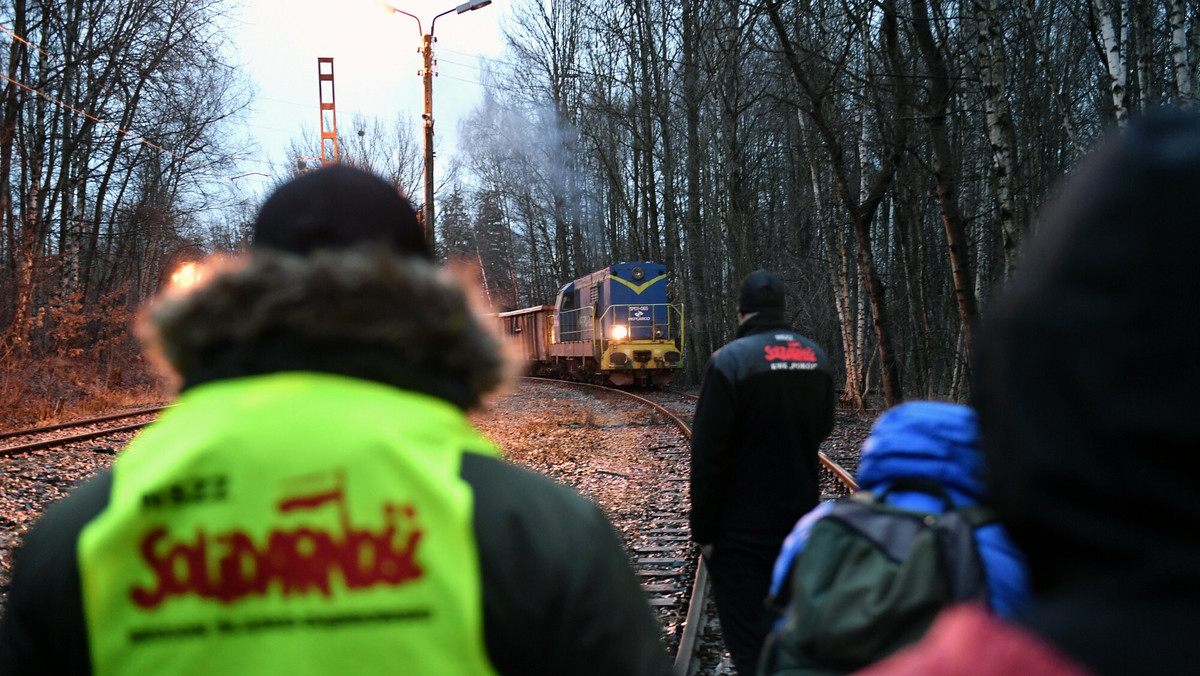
[689,312,836,546]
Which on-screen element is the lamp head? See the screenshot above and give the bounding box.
[456,0,492,13]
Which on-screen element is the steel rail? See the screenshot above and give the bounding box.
[0,421,153,457]
[0,405,169,441]
[820,451,858,491]
[523,378,705,673]
[524,379,859,675]
[521,378,860,674]
[635,388,859,672]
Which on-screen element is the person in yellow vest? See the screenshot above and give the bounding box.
[0,165,672,676]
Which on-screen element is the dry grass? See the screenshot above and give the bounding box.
[0,353,168,431]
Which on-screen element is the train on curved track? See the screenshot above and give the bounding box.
[496,261,685,387]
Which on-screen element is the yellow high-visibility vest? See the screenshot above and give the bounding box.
[79,372,500,676]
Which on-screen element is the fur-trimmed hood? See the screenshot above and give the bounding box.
[140,248,510,410]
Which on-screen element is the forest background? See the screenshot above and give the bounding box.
[0,0,1187,426]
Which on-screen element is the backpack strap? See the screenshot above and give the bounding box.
[931,507,990,603]
[827,499,927,563]
[833,495,994,604]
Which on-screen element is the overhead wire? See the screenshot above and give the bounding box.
[0,22,563,175]
[0,72,232,180]
[0,23,309,179]
[0,23,51,59]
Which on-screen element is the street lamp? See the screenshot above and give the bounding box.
[385,0,493,257]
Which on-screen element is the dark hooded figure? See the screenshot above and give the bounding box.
[690,270,836,675]
[0,165,672,676]
[857,112,1200,676]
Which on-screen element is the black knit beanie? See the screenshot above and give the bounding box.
[253,164,432,259]
[738,270,786,313]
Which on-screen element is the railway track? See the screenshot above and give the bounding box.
[0,409,169,611]
[0,405,167,457]
[494,379,860,675]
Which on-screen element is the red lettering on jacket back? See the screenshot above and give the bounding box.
[764,342,817,362]
[130,483,424,609]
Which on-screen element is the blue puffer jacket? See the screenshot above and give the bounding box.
[768,401,1029,618]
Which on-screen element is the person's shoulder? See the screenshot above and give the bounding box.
[0,470,114,674]
[18,469,114,554]
[715,329,830,375]
[460,453,610,535]
[854,605,1093,676]
[729,326,820,349]
[714,331,771,361]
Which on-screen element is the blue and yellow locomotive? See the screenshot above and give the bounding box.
[497,262,684,386]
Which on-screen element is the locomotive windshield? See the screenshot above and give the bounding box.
[556,282,575,310]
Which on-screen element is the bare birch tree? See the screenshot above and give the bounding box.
[1166,0,1194,104]
[767,0,907,406]
[974,0,1022,273]
[909,0,979,371]
[1094,0,1132,126]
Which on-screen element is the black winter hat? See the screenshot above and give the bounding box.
[253,164,432,259]
[975,111,1200,599]
[738,270,786,313]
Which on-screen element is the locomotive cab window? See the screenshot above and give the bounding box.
[557,282,575,310]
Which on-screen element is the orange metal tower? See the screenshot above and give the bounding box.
[317,57,338,165]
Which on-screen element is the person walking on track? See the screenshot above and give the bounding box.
[690,269,836,675]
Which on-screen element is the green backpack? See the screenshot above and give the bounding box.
[758,483,994,676]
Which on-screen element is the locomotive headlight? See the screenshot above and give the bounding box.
[611,324,629,340]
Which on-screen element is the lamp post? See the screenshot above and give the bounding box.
[387,1,493,256]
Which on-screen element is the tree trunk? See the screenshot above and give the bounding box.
[974,0,1022,274]
[1166,0,1193,105]
[1094,0,1131,126]
[0,0,28,351]
[1021,0,1086,154]
[682,0,715,375]
[768,1,905,406]
[648,0,682,281]
[719,0,750,279]
[910,0,978,372]
[800,111,863,409]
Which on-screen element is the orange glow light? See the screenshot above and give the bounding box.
[171,262,202,289]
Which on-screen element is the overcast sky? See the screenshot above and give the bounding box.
[227,0,509,194]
